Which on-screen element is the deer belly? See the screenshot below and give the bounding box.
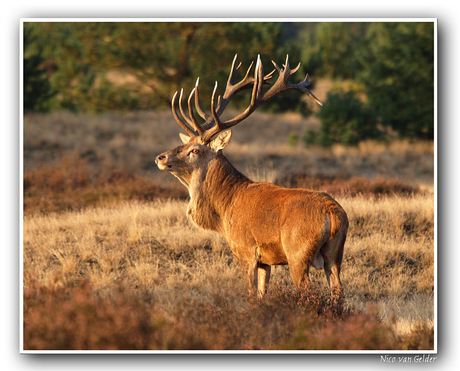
[258,242,288,265]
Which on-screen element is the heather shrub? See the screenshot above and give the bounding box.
[23,154,187,215]
[283,308,397,350]
[398,321,435,350]
[23,154,423,216]
[281,174,420,197]
[23,278,166,350]
[264,282,347,318]
[23,277,411,351]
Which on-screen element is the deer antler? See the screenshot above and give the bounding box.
[171,54,323,143]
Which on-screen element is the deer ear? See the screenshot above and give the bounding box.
[210,130,232,151]
[179,133,192,144]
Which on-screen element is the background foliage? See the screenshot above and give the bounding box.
[23,21,435,143]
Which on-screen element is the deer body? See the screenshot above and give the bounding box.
[156,55,348,298]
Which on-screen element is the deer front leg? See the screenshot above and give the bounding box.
[237,259,258,297]
[257,263,271,298]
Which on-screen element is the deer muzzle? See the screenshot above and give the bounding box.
[155,154,172,171]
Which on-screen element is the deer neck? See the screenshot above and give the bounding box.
[186,153,250,233]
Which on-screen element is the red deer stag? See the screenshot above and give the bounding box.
[156,55,348,299]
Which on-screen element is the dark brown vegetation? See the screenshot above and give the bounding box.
[23,154,423,216]
[282,174,420,198]
[23,154,187,215]
[23,277,433,351]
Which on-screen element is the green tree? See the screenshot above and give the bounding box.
[23,22,310,113]
[313,91,380,146]
[23,23,56,112]
[360,22,434,139]
[298,21,434,142]
[301,22,369,79]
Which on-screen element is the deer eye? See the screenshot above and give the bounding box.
[189,149,199,155]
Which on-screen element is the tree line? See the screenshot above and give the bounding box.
[23,21,434,143]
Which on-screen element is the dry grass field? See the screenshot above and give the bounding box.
[23,110,434,188]
[22,110,435,351]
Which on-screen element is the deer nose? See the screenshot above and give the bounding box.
[155,154,166,164]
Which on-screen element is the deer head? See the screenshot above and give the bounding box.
[155,130,233,189]
[156,54,322,188]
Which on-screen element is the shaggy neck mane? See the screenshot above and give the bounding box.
[187,153,251,233]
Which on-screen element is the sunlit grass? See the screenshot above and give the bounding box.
[23,193,434,350]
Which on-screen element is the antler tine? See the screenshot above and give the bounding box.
[272,55,299,81]
[301,73,310,87]
[283,55,323,106]
[171,91,197,137]
[210,81,224,133]
[252,54,264,106]
[283,55,302,79]
[194,78,208,120]
[291,62,301,75]
[178,89,194,127]
[264,68,276,81]
[271,59,282,73]
[214,56,272,117]
[241,61,254,84]
[283,54,291,77]
[276,55,294,83]
[299,85,323,107]
[187,88,204,136]
[227,54,243,86]
[200,56,248,121]
[236,59,274,89]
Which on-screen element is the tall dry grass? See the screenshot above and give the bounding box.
[23,192,434,350]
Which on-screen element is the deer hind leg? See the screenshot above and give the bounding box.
[283,236,320,289]
[287,250,316,288]
[283,215,333,287]
[288,260,310,288]
[323,262,342,298]
[320,234,346,300]
[257,263,271,298]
